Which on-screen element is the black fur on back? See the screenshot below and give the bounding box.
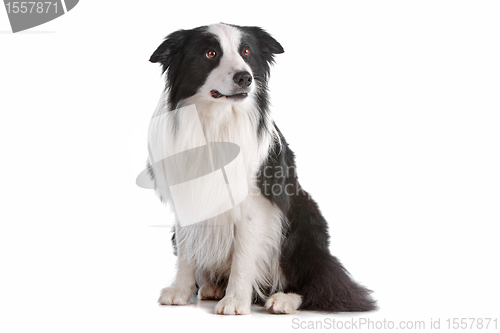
[258,128,377,312]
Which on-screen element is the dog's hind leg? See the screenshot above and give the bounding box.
[281,189,377,312]
[265,292,302,314]
[199,279,227,300]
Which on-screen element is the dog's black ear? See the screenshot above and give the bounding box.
[149,29,186,70]
[243,26,284,55]
[260,29,284,55]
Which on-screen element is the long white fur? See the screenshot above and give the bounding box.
[153,24,295,314]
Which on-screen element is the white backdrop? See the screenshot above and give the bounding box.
[1,1,499,332]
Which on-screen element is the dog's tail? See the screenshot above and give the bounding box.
[281,189,377,312]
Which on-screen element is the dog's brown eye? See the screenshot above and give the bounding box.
[243,48,250,56]
[206,50,217,58]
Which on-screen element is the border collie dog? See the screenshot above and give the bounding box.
[147,23,376,315]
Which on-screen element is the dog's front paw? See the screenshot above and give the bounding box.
[265,292,302,314]
[158,287,193,305]
[215,295,250,315]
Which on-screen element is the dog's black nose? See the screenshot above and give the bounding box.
[233,71,252,88]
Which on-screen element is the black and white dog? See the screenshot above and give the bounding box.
[147,23,376,315]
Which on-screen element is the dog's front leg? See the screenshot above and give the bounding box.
[215,221,257,315]
[158,258,196,305]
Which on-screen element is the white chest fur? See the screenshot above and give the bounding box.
[150,98,284,292]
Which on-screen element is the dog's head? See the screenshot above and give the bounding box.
[150,23,284,109]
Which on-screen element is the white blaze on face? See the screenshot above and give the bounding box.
[201,24,254,98]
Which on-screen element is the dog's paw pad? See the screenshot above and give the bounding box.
[215,296,250,315]
[265,292,302,314]
[158,287,193,305]
[199,282,225,300]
